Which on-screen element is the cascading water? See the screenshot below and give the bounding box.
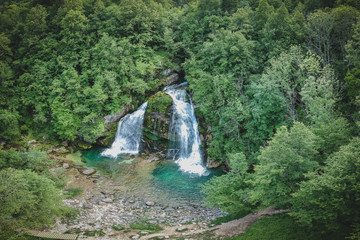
[101,102,148,158]
[166,87,208,176]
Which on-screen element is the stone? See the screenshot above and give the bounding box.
[131,235,140,239]
[82,168,96,175]
[164,207,175,211]
[205,134,213,141]
[103,107,128,124]
[102,198,113,203]
[176,227,188,232]
[200,134,204,141]
[148,220,157,224]
[140,231,148,235]
[62,163,70,169]
[206,159,221,168]
[146,201,155,206]
[83,204,93,209]
[165,73,179,85]
[28,139,37,144]
[147,155,160,163]
[57,147,68,153]
[162,68,172,76]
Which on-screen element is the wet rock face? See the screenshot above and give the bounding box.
[206,159,222,168]
[165,73,179,85]
[103,106,129,124]
[143,92,173,152]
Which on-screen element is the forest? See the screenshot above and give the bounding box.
[0,0,360,239]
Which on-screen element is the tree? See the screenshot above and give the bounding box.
[300,54,336,125]
[184,29,256,161]
[254,0,274,32]
[290,138,360,234]
[257,46,305,122]
[202,153,254,213]
[0,168,64,230]
[249,122,319,208]
[331,6,360,63]
[0,150,54,172]
[245,75,288,153]
[23,5,48,47]
[306,10,333,64]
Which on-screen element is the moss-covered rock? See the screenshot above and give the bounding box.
[143,92,173,152]
[96,121,118,147]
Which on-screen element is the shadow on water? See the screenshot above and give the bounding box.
[81,147,223,205]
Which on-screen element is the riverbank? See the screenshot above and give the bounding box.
[47,152,225,239]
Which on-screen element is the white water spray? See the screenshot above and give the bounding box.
[101,102,148,158]
[166,88,208,176]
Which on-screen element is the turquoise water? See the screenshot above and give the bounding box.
[81,147,222,204]
[152,160,222,201]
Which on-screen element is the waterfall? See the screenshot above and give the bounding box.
[166,88,208,176]
[101,102,148,158]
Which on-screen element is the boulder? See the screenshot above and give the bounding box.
[146,201,155,206]
[176,227,188,232]
[62,163,70,169]
[81,168,96,175]
[143,92,173,151]
[206,159,221,169]
[103,106,129,124]
[83,203,93,209]
[101,198,113,203]
[165,73,179,85]
[200,134,204,141]
[147,154,160,162]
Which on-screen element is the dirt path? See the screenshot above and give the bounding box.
[141,207,289,239]
[214,207,289,237]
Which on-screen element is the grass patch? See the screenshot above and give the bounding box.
[112,224,125,231]
[176,227,188,232]
[63,187,83,199]
[130,223,163,231]
[64,228,82,234]
[210,211,249,226]
[130,218,163,232]
[83,229,105,237]
[177,229,218,240]
[229,214,321,240]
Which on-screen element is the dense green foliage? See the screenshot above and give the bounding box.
[1,0,360,238]
[0,150,71,238]
[0,150,54,171]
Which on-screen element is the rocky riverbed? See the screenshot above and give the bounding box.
[49,156,226,239]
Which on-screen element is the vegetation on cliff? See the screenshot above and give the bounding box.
[0,0,360,238]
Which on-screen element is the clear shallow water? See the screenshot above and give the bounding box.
[81,147,222,204]
[152,160,222,200]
